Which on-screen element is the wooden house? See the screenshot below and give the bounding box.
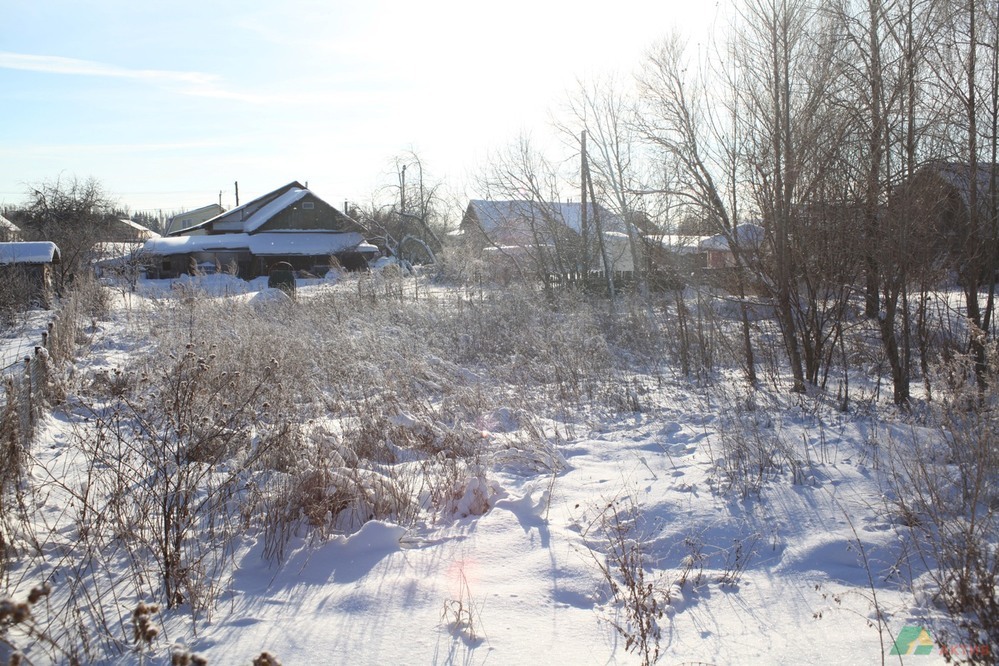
[457,199,634,275]
[144,182,377,279]
[165,204,225,236]
[891,162,999,280]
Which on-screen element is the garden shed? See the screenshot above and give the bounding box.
[0,241,61,307]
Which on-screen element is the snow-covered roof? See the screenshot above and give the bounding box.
[165,205,226,235]
[932,162,996,191]
[175,182,364,238]
[117,219,160,240]
[92,242,146,260]
[467,200,625,235]
[654,234,712,254]
[243,188,310,233]
[0,214,21,234]
[699,223,766,252]
[118,218,160,240]
[185,182,308,234]
[0,241,60,265]
[168,203,224,223]
[141,232,375,257]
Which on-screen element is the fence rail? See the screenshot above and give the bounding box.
[545,269,685,294]
[1,295,79,498]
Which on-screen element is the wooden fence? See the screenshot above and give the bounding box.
[545,269,685,294]
[1,294,79,503]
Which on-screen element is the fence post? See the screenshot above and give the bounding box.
[22,355,33,431]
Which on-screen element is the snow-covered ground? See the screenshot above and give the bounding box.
[0,310,54,376]
[2,272,988,665]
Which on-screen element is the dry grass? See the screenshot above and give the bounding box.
[4,273,995,663]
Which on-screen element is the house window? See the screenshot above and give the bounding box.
[302,201,315,210]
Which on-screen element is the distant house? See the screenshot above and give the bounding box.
[144,182,377,279]
[0,214,22,242]
[165,203,225,236]
[108,218,160,242]
[458,199,634,274]
[460,199,624,247]
[892,162,999,276]
[0,241,61,307]
[91,220,161,279]
[647,234,710,273]
[699,223,766,269]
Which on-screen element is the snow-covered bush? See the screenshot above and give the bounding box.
[258,426,416,562]
[886,343,999,660]
[78,344,286,611]
[442,470,503,519]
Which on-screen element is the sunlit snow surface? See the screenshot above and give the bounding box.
[8,272,967,665]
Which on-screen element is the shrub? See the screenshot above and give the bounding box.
[887,346,999,661]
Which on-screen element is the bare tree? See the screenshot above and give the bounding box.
[19,176,117,294]
[476,135,584,283]
[735,0,853,393]
[358,150,447,265]
[929,0,999,387]
[562,77,648,296]
[637,32,759,386]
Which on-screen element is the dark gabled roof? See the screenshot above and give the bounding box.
[202,181,307,233]
[169,182,306,235]
[169,182,366,236]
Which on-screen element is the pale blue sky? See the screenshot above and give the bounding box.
[0,1,722,215]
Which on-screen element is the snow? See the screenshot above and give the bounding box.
[651,234,711,254]
[698,223,766,251]
[0,214,21,235]
[141,231,373,257]
[0,309,53,373]
[468,200,627,236]
[0,241,60,265]
[242,188,309,234]
[1,273,985,665]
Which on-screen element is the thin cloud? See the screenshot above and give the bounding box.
[0,51,213,84]
[0,51,266,102]
[0,140,233,158]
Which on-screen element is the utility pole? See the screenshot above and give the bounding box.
[582,129,615,300]
[235,181,240,207]
[400,164,407,215]
[580,130,589,276]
